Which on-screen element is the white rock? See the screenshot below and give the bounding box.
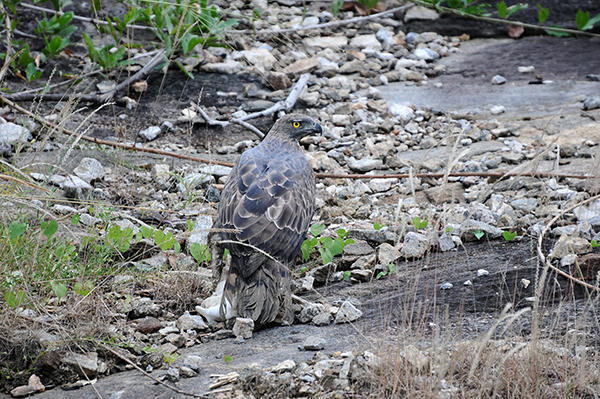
[334,301,362,324]
[404,5,440,21]
[201,60,243,74]
[413,48,439,61]
[348,158,383,172]
[350,34,381,50]
[440,282,453,290]
[401,232,430,258]
[0,122,32,145]
[518,65,535,73]
[240,48,276,71]
[303,36,348,49]
[388,103,415,122]
[73,157,104,183]
[139,125,162,141]
[490,105,506,115]
[233,317,254,339]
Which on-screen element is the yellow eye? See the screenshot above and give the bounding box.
[292,121,301,128]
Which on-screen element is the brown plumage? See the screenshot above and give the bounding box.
[216,113,322,326]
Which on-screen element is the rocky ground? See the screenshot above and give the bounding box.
[1,1,600,398]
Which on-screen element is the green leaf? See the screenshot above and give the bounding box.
[331,0,343,16]
[175,60,195,80]
[373,222,383,231]
[310,223,325,237]
[412,217,428,230]
[9,221,27,240]
[545,26,570,37]
[224,354,232,363]
[41,219,58,239]
[74,281,93,296]
[537,4,549,23]
[51,281,67,300]
[25,63,42,82]
[336,228,347,238]
[497,1,507,18]
[473,230,484,240]
[71,213,81,226]
[153,230,176,251]
[5,290,26,308]
[591,240,599,248]
[582,13,600,30]
[505,3,528,19]
[190,242,211,263]
[342,270,351,281]
[140,225,155,240]
[319,247,334,265]
[502,230,517,242]
[375,271,387,280]
[576,9,590,30]
[388,263,395,274]
[445,226,453,233]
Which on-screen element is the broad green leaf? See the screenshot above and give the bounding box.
[309,223,325,237]
[373,222,383,231]
[473,230,485,240]
[537,4,549,23]
[41,219,58,239]
[375,271,387,280]
[576,10,589,30]
[224,354,232,363]
[190,242,211,263]
[140,225,155,239]
[9,221,27,240]
[497,1,507,18]
[545,26,570,37]
[582,13,600,30]
[71,213,81,226]
[5,290,26,308]
[502,231,517,242]
[342,270,351,281]
[51,281,67,300]
[591,240,599,248]
[74,281,93,296]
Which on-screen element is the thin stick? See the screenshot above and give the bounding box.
[0,2,14,85]
[411,0,600,38]
[0,94,233,167]
[227,4,412,35]
[19,2,154,31]
[0,174,51,192]
[195,106,265,139]
[1,95,597,181]
[101,345,211,399]
[5,50,162,100]
[98,49,167,102]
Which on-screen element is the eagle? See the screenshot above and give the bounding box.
[198,114,322,327]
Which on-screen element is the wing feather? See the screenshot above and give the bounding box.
[217,144,315,264]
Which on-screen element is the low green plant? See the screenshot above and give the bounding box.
[412,216,428,230]
[375,263,396,280]
[473,229,484,240]
[591,240,599,249]
[224,354,232,363]
[301,223,355,266]
[502,230,517,242]
[190,242,211,264]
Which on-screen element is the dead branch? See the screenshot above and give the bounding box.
[5,50,162,101]
[191,73,310,139]
[1,94,597,181]
[101,345,212,399]
[194,106,265,139]
[536,193,600,294]
[98,49,167,102]
[19,2,154,31]
[0,2,14,85]
[226,4,412,35]
[0,94,233,167]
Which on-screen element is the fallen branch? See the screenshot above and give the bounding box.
[195,106,265,139]
[98,49,167,102]
[536,193,600,294]
[5,50,162,101]
[191,73,310,139]
[411,0,600,38]
[1,95,598,181]
[19,2,154,31]
[101,345,211,399]
[226,4,412,35]
[0,94,233,167]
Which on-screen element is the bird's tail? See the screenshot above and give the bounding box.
[221,257,292,326]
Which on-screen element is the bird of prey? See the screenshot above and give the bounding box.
[199,113,322,327]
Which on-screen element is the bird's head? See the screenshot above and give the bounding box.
[267,113,322,141]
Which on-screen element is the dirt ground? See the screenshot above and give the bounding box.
[2,2,600,398]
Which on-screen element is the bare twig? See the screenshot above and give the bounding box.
[411,0,600,38]
[1,95,597,181]
[0,174,51,192]
[535,193,600,295]
[0,94,233,167]
[18,2,154,31]
[98,49,167,102]
[101,345,212,399]
[226,4,412,35]
[5,50,162,100]
[195,106,265,139]
[0,2,14,85]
